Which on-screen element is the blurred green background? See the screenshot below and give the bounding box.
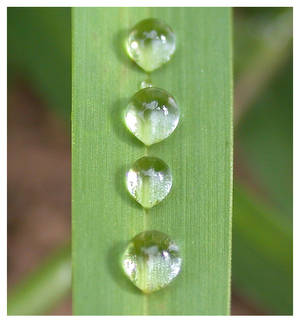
[7,7,293,315]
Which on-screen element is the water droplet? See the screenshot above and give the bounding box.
[126,18,176,72]
[140,79,153,89]
[122,230,182,293]
[126,156,172,209]
[124,87,180,146]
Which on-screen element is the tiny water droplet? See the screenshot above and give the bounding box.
[124,87,180,146]
[126,18,176,72]
[126,156,172,209]
[122,230,182,293]
[140,79,153,89]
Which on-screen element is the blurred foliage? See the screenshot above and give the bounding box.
[7,7,293,315]
[7,8,71,121]
[234,7,292,77]
[233,184,292,314]
[234,8,292,124]
[233,7,293,314]
[7,245,71,315]
[236,59,292,219]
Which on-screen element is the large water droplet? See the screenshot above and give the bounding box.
[126,156,172,209]
[122,230,182,293]
[124,87,180,146]
[126,18,176,72]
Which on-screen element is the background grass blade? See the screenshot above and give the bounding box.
[7,245,71,315]
[72,7,233,315]
[232,185,292,314]
[235,58,293,221]
[233,58,293,315]
[233,8,293,314]
[234,9,292,124]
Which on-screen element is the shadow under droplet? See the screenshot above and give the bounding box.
[110,98,144,148]
[113,28,144,74]
[115,164,141,211]
[106,241,141,295]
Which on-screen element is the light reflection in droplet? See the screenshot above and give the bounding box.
[121,230,182,293]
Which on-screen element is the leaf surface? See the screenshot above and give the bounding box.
[72,7,233,315]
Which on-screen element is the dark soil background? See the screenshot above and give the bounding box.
[7,81,71,314]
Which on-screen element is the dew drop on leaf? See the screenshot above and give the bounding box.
[126,156,172,209]
[126,18,176,72]
[124,87,180,146]
[140,78,153,89]
[122,230,182,293]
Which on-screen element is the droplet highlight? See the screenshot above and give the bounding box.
[126,18,176,72]
[140,79,153,89]
[122,230,182,293]
[126,156,172,209]
[124,87,180,146]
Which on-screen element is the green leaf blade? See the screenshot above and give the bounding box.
[72,7,233,315]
